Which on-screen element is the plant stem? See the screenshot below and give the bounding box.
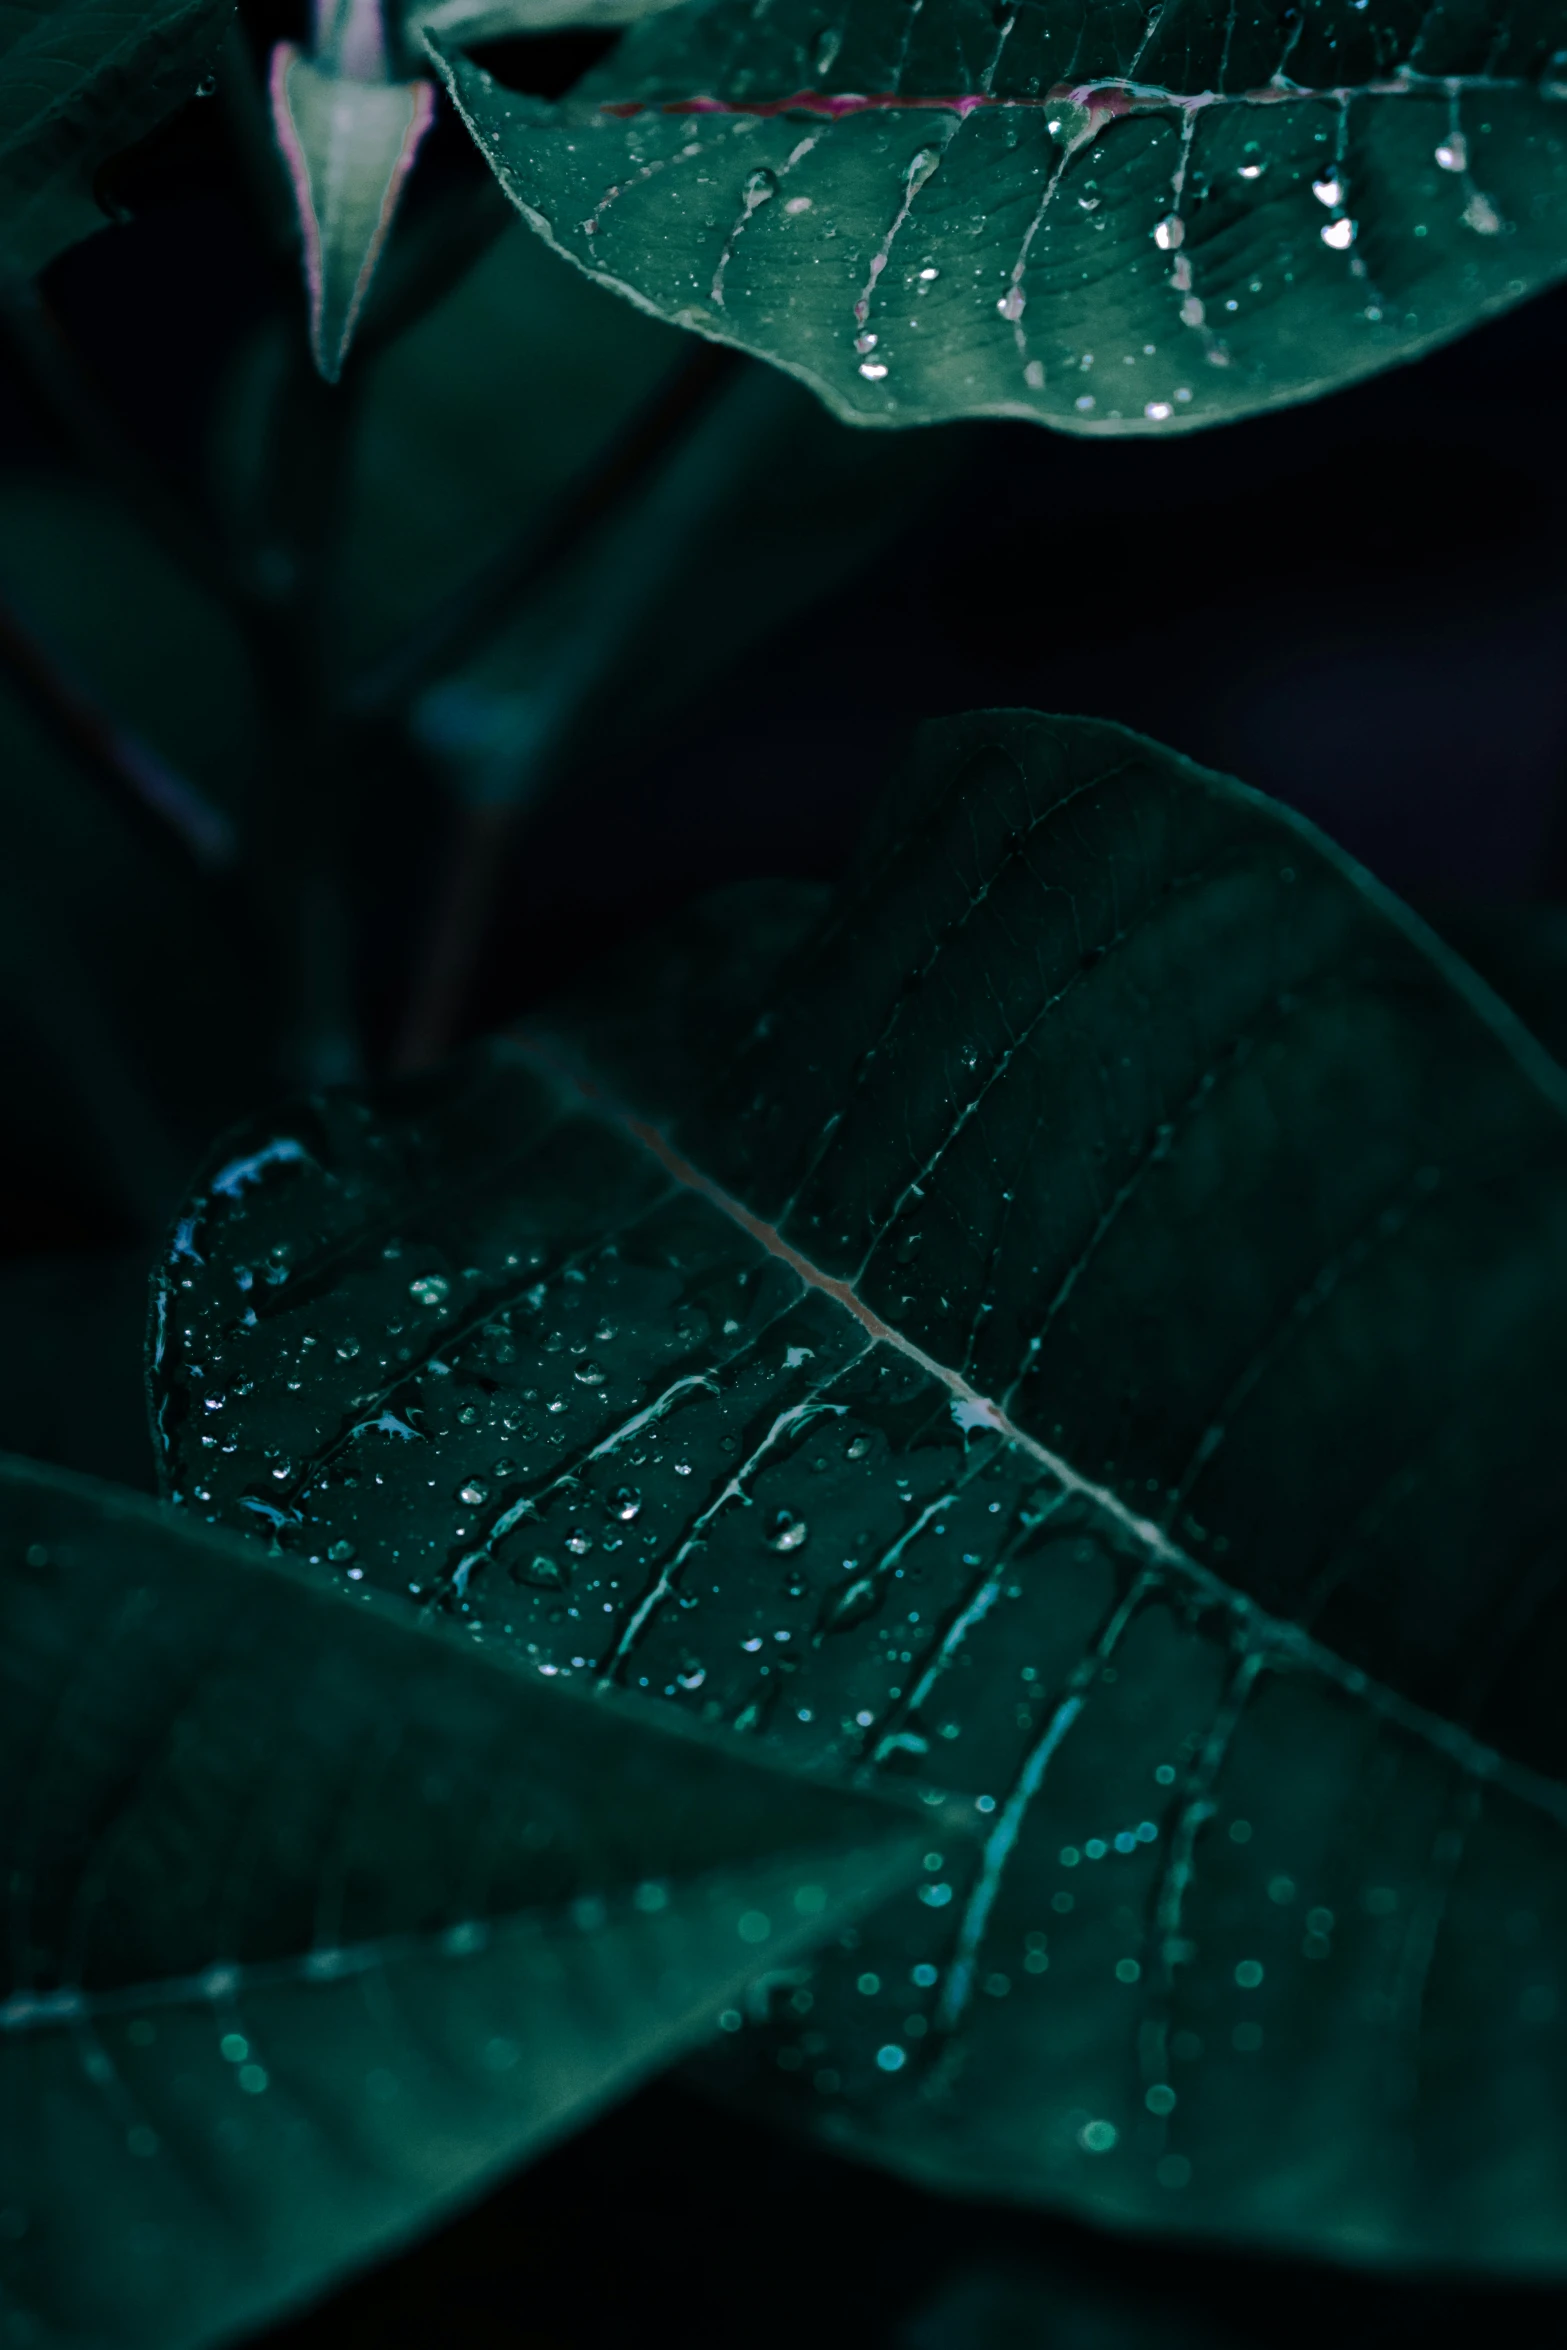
[390,357,788,1073]
[0,591,237,872]
[347,339,739,719]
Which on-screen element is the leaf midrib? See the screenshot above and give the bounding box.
[510,1030,1567,1836]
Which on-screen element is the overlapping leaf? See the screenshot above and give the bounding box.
[0,0,231,274]
[154,712,1567,2267]
[0,1457,931,2350]
[429,0,1567,433]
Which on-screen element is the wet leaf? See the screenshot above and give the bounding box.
[0,1454,931,2349]
[428,0,1567,435]
[0,0,230,274]
[155,710,1567,2268]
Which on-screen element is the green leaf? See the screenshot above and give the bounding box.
[0,0,232,276]
[268,42,436,382]
[427,0,1567,434]
[0,1455,932,2350]
[153,710,1567,2269]
[0,472,268,1239]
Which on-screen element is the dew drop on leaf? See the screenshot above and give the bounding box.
[767,1511,808,1552]
[608,1486,642,1521]
[512,1553,568,1588]
[409,1275,449,1307]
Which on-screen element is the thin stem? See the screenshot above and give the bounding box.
[0,593,237,872]
[347,339,740,717]
[390,357,786,1073]
[0,282,247,630]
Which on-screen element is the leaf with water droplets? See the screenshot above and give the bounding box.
[0,0,231,273]
[156,714,1567,2267]
[426,0,1567,434]
[0,1455,932,2349]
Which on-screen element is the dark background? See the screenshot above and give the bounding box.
[4,29,1567,2347]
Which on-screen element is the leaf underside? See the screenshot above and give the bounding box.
[0,1459,927,2350]
[0,0,232,275]
[429,0,1567,435]
[155,711,1567,2270]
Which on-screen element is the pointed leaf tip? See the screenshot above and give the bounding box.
[269,44,436,382]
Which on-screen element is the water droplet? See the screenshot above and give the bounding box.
[676,1661,706,1689]
[608,1486,642,1521]
[1079,2118,1117,2153]
[1144,401,1173,421]
[457,1481,488,1507]
[564,1526,594,1557]
[784,194,812,214]
[409,1275,449,1307]
[845,1434,871,1460]
[512,1554,568,1589]
[996,286,1024,321]
[1237,161,1264,180]
[1462,191,1501,234]
[743,167,778,207]
[819,1573,879,1632]
[767,1511,808,1552]
[674,1460,693,1476]
[1320,216,1356,250]
[547,1396,567,1414]
[918,265,939,281]
[574,1360,605,1386]
[328,1538,356,1562]
[1435,133,1467,171]
[1313,172,1346,208]
[1153,215,1184,251]
[859,361,889,381]
[336,1335,361,1359]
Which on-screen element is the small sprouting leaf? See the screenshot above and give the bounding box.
[270,11,436,382]
[0,0,231,273]
[426,0,1567,434]
[156,711,1567,2266]
[0,1455,931,2349]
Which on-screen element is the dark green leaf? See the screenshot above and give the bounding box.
[428,0,1567,434]
[0,1455,931,2349]
[0,473,268,1241]
[0,0,231,274]
[154,711,1567,2269]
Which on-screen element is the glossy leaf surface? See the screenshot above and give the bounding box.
[155,712,1567,2268]
[0,1457,928,2349]
[0,0,230,274]
[430,0,1567,434]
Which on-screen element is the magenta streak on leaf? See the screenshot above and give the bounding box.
[595,69,1499,123]
[338,79,437,364]
[270,43,324,335]
[269,46,437,380]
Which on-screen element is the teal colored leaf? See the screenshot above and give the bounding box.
[0,1455,932,2350]
[153,711,1567,2269]
[0,0,231,275]
[0,473,268,1237]
[270,40,436,381]
[427,0,1567,434]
